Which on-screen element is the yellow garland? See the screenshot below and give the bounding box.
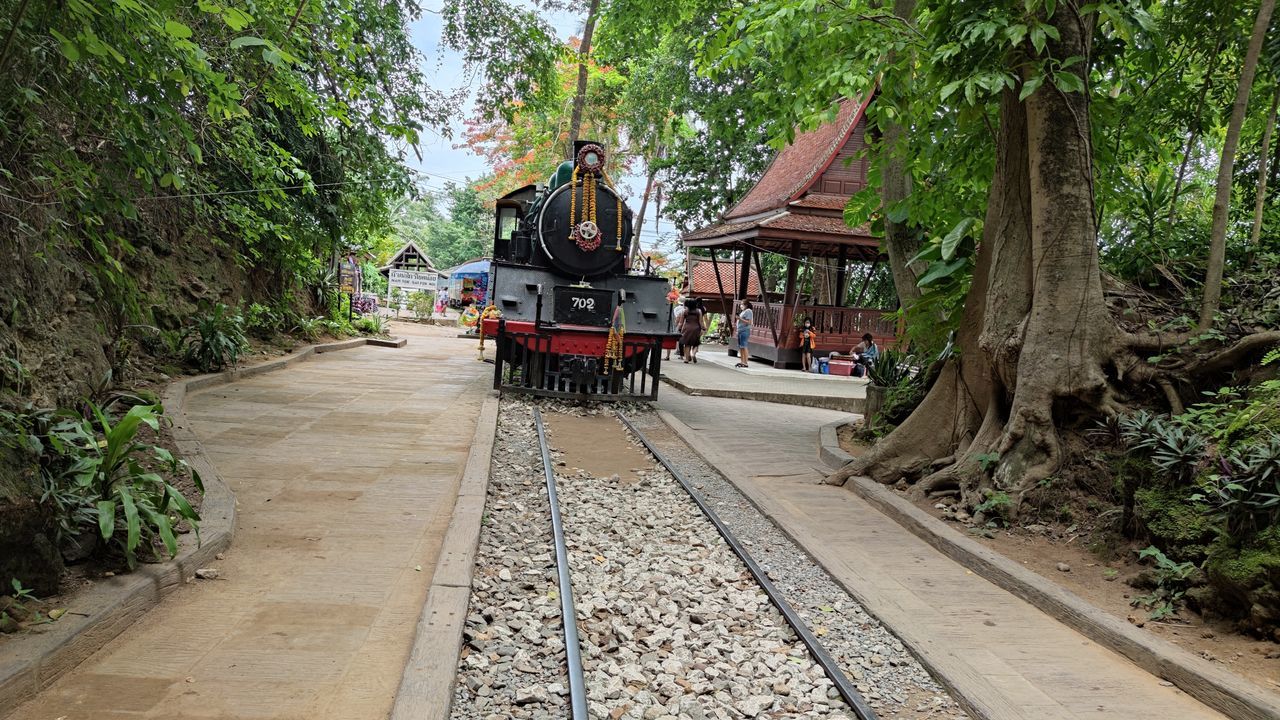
[476,305,501,360]
[603,307,625,373]
[568,164,578,244]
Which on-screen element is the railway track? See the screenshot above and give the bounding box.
[450,399,967,720]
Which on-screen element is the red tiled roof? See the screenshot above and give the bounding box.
[724,97,869,220]
[681,213,784,242]
[687,258,762,298]
[760,213,874,237]
[788,194,851,210]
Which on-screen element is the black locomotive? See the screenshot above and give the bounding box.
[480,141,676,399]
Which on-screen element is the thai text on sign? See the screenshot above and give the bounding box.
[389,269,439,292]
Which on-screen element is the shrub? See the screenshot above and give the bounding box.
[351,293,379,315]
[0,403,202,569]
[355,315,387,336]
[184,304,247,372]
[1195,436,1280,537]
[867,348,915,387]
[244,302,282,339]
[408,291,434,319]
[1131,545,1197,620]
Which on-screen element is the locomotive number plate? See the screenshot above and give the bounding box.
[554,286,613,327]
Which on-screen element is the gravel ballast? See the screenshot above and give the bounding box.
[450,399,968,720]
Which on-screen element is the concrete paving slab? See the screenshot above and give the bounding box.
[662,344,868,412]
[657,389,1227,720]
[6,323,488,720]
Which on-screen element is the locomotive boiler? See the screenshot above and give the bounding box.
[480,141,677,399]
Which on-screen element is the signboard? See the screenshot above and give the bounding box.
[554,286,613,327]
[388,268,438,292]
[338,260,359,294]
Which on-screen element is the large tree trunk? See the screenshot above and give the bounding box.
[830,2,1115,512]
[1200,0,1276,329]
[565,0,601,158]
[880,0,922,310]
[1248,85,1280,265]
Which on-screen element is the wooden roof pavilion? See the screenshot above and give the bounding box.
[680,95,896,368]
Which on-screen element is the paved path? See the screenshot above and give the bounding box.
[10,323,488,720]
[662,344,867,412]
[658,390,1226,720]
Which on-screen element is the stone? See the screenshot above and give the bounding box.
[734,695,774,717]
[514,686,548,705]
[1056,563,1071,573]
[194,568,220,579]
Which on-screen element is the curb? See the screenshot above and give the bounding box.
[817,416,858,470]
[0,336,403,719]
[660,376,866,414]
[390,394,500,720]
[841,474,1280,720]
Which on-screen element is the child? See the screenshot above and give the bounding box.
[798,318,817,372]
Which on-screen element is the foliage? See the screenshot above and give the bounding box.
[1132,546,1197,620]
[1195,436,1280,537]
[391,187,493,271]
[867,349,915,388]
[354,315,387,336]
[974,489,1012,525]
[408,291,435,320]
[0,0,448,329]
[244,303,283,340]
[184,304,248,373]
[294,317,326,342]
[0,402,202,569]
[351,294,379,315]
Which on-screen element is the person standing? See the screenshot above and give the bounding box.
[734,299,753,368]
[680,298,703,363]
[667,291,686,361]
[798,317,817,372]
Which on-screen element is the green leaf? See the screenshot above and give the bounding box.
[221,8,254,31]
[917,257,969,287]
[940,218,975,261]
[49,30,80,62]
[230,36,268,50]
[97,500,116,539]
[163,20,193,39]
[1019,74,1044,101]
[119,489,140,557]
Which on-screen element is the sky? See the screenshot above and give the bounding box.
[400,1,681,257]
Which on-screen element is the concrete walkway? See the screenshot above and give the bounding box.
[657,390,1226,720]
[9,323,488,720]
[662,344,867,412]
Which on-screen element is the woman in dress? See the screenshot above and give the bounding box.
[679,298,704,363]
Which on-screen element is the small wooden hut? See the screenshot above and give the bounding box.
[680,96,897,368]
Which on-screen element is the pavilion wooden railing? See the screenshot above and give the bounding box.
[747,302,897,350]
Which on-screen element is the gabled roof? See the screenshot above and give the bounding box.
[379,240,440,273]
[724,96,872,220]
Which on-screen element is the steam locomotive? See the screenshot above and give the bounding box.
[480,141,677,399]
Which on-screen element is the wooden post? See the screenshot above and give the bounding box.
[710,250,731,319]
[854,258,879,308]
[835,245,848,306]
[783,240,801,309]
[751,251,781,347]
[737,245,753,301]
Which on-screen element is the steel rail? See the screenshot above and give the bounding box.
[532,407,589,720]
[615,411,880,720]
